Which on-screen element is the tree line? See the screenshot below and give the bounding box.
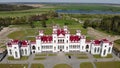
[0,11,58,29]
[83,16,120,35]
[0,4,34,11]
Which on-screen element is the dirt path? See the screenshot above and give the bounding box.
[87,27,120,42]
[0,27,19,43]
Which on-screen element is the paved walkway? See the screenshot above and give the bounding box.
[0,52,120,68]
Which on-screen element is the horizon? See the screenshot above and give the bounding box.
[0,0,120,4]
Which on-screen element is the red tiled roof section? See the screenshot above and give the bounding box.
[70,35,80,41]
[11,40,19,44]
[21,40,28,47]
[94,40,101,45]
[102,39,109,43]
[7,42,12,47]
[57,29,65,36]
[41,36,52,42]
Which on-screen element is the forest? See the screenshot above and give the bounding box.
[83,16,120,35]
[0,4,34,11]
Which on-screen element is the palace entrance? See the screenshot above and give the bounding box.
[60,49,62,51]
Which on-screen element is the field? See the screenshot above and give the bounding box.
[53,64,72,68]
[0,4,120,17]
[7,16,87,40]
[80,62,93,68]
[95,61,120,68]
[31,64,44,68]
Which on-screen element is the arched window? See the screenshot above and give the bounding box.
[97,48,99,52]
[21,49,24,54]
[15,51,18,57]
[25,49,27,55]
[108,47,111,52]
[103,50,106,55]
[32,46,36,50]
[86,45,89,49]
[94,47,97,53]
[9,49,12,55]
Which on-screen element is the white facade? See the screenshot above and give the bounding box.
[6,26,113,59]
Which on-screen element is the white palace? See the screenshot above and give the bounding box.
[6,26,113,59]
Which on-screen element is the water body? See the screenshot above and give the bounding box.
[56,10,120,14]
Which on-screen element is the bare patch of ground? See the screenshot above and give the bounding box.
[0,27,19,47]
[87,27,120,42]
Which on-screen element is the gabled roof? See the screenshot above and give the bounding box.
[41,35,52,43]
[21,40,29,47]
[57,29,65,36]
[70,35,80,42]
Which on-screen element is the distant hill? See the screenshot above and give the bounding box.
[0,4,34,11]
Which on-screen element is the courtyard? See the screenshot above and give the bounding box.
[0,51,120,68]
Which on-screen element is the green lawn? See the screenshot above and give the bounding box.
[35,54,47,56]
[7,30,26,40]
[54,64,72,68]
[95,61,120,68]
[93,54,113,58]
[31,64,44,68]
[65,53,74,56]
[8,56,28,60]
[0,64,28,68]
[80,62,93,68]
[48,54,57,56]
[34,57,46,60]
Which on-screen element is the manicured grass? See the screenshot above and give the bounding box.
[7,30,26,40]
[95,61,120,68]
[34,57,46,60]
[8,56,28,60]
[31,64,44,68]
[48,54,57,56]
[35,54,47,56]
[93,54,113,58]
[65,53,74,56]
[26,37,36,41]
[80,62,93,68]
[54,64,72,68]
[0,64,28,68]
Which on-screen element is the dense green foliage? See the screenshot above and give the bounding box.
[0,4,34,11]
[83,16,120,35]
[0,11,58,28]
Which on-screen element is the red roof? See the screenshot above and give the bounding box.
[11,40,19,44]
[7,42,12,47]
[94,40,101,45]
[21,40,28,47]
[70,35,80,42]
[109,42,113,46]
[31,41,36,44]
[57,29,65,36]
[102,39,109,43]
[41,36,52,43]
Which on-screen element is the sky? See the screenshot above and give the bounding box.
[0,0,120,4]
